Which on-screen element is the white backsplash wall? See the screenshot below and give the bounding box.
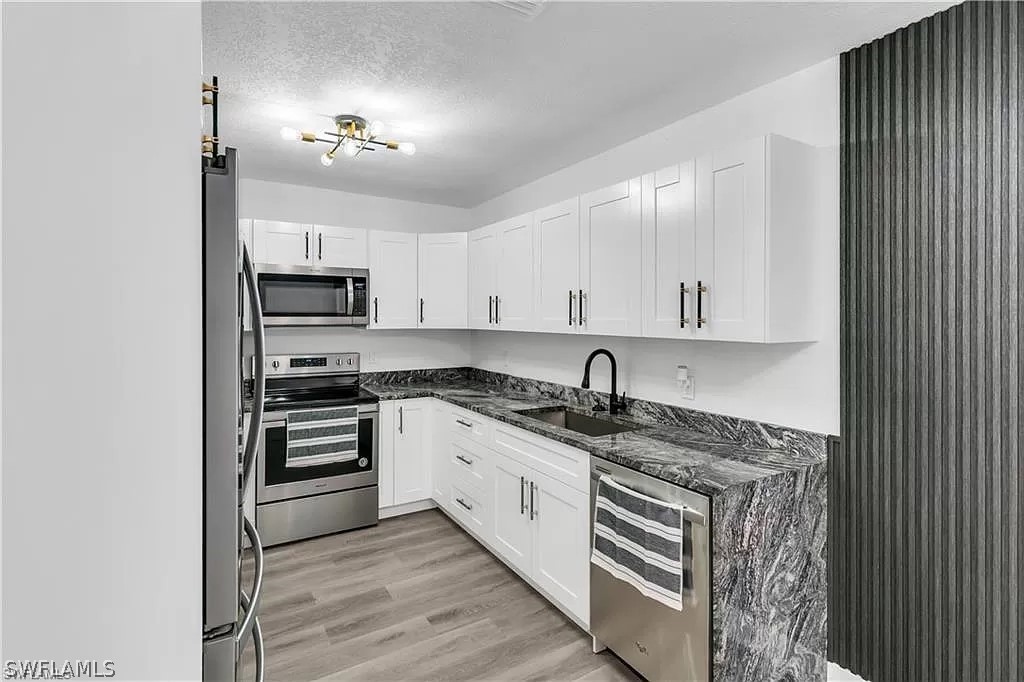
[240,178,472,232]
[248,328,472,373]
[469,57,840,435]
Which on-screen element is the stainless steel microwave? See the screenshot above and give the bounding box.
[255,264,369,327]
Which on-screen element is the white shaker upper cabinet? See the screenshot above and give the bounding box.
[468,224,499,330]
[418,232,468,329]
[314,225,368,269]
[368,230,418,329]
[579,178,643,336]
[252,220,313,266]
[695,134,818,343]
[533,198,581,333]
[641,162,697,339]
[494,213,535,331]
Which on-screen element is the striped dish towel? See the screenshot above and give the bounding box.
[591,475,691,611]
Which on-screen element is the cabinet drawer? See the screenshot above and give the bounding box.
[448,406,490,444]
[492,423,590,493]
[449,481,489,540]
[450,437,493,492]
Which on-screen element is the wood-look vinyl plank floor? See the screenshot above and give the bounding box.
[241,509,638,681]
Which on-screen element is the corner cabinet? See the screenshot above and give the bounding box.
[378,399,433,512]
[368,230,419,329]
[417,232,468,329]
[468,213,534,331]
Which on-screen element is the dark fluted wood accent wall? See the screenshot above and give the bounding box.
[834,2,1023,681]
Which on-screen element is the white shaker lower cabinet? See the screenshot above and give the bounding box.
[377,401,396,508]
[579,178,643,336]
[641,162,697,339]
[430,404,591,628]
[368,230,419,329]
[393,398,433,504]
[418,232,468,329]
[693,134,819,342]
[491,453,534,575]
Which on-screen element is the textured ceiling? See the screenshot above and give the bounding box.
[203,1,949,207]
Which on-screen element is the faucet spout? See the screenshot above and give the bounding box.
[581,348,627,415]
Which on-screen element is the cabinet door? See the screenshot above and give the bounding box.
[378,401,396,508]
[252,220,312,265]
[368,231,418,329]
[641,162,696,339]
[239,219,253,332]
[496,213,534,331]
[580,178,642,336]
[533,198,580,333]
[417,232,468,329]
[314,225,368,269]
[695,137,767,342]
[492,453,533,576]
[394,399,432,505]
[468,225,498,329]
[531,469,590,625]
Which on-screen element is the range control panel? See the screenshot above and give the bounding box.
[263,353,360,376]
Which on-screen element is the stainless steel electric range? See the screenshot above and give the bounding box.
[256,352,379,546]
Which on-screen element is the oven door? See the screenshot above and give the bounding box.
[256,264,369,327]
[258,403,378,503]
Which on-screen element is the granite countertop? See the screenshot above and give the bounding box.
[362,378,824,498]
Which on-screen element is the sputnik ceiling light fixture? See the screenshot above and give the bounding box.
[280,114,416,167]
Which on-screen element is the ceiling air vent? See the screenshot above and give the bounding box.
[490,0,548,20]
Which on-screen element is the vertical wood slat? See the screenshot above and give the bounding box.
[832,3,1023,681]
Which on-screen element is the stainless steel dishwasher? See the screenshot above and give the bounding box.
[590,457,711,682]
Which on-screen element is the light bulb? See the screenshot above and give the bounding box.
[280,126,301,141]
[369,120,384,137]
[343,139,360,157]
[320,151,334,167]
[397,141,416,156]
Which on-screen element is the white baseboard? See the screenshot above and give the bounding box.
[379,498,437,519]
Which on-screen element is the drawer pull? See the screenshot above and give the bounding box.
[456,497,473,512]
[455,454,473,467]
[455,419,473,429]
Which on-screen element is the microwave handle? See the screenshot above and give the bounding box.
[346,277,355,315]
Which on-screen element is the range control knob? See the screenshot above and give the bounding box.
[358,457,368,468]
[271,360,280,369]
[347,358,353,365]
[336,358,342,366]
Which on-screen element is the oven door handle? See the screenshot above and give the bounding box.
[241,243,265,498]
[346,277,355,316]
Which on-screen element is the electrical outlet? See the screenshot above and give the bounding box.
[676,365,695,400]
[367,352,379,367]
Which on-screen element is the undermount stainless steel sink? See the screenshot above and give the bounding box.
[515,407,641,437]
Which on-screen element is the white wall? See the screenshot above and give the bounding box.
[470,58,840,434]
[2,3,202,677]
[240,178,472,233]
[257,327,471,373]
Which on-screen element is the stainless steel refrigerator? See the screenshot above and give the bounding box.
[202,147,267,680]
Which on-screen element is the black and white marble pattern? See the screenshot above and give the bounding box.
[361,368,828,681]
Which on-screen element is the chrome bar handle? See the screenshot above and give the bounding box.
[456,497,473,512]
[696,280,708,328]
[495,295,500,325]
[489,295,494,324]
[680,282,690,328]
[520,476,526,515]
[237,516,264,651]
[241,243,265,497]
[455,454,473,467]
[346,277,355,316]
[529,480,536,520]
[398,405,404,434]
[579,289,587,326]
[238,591,264,682]
[569,290,576,326]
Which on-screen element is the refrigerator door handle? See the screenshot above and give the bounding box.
[237,515,265,651]
[241,243,265,495]
[238,591,265,682]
